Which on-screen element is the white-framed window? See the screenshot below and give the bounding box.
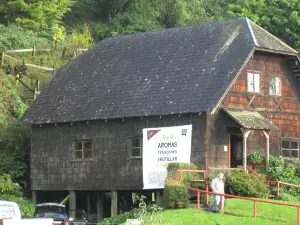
[73,140,93,159]
[269,77,281,96]
[130,137,142,158]
[281,139,299,159]
[247,72,260,93]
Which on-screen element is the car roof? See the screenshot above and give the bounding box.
[36,203,65,208]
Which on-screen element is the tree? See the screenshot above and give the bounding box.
[0,0,74,29]
[224,0,300,50]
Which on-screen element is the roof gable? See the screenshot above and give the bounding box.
[21,18,297,124]
[248,19,298,54]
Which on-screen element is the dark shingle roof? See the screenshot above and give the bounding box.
[248,20,298,54]
[21,18,298,124]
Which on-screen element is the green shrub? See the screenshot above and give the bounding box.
[279,192,299,203]
[0,194,35,216]
[164,178,189,209]
[267,155,285,180]
[167,162,198,177]
[99,211,135,225]
[167,162,202,186]
[247,152,265,164]
[227,171,270,198]
[0,174,22,195]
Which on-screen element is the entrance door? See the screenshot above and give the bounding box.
[230,134,243,168]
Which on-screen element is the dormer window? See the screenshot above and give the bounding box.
[269,77,281,96]
[247,72,260,93]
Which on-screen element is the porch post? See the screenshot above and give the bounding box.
[241,128,251,172]
[263,130,272,174]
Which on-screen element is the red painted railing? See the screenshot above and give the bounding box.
[246,166,262,177]
[189,187,300,225]
[247,164,300,198]
[179,167,300,204]
[178,169,209,205]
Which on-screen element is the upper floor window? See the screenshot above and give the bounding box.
[269,77,281,96]
[73,140,93,160]
[247,72,260,93]
[281,139,299,159]
[130,137,142,158]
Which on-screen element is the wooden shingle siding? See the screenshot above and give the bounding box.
[214,52,300,161]
[30,114,207,191]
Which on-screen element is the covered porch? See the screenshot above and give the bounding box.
[223,108,279,172]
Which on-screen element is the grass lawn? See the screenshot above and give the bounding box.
[156,199,298,225]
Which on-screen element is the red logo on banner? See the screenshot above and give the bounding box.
[147,129,161,140]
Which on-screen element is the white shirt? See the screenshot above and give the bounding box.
[211,178,225,194]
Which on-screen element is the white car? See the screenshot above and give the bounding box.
[0,200,54,225]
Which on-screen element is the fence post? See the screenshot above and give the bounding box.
[179,171,183,183]
[1,51,4,65]
[197,191,200,210]
[33,45,36,57]
[253,201,257,218]
[276,180,280,199]
[298,207,300,225]
[205,180,209,206]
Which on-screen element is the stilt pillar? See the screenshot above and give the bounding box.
[32,191,38,204]
[97,195,103,222]
[156,190,163,206]
[111,191,118,217]
[69,191,76,219]
[87,192,91,215]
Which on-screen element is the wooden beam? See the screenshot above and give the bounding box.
[246,94,256,108]
[274,98,282,111]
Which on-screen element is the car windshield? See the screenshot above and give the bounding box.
[35,206,67,220]
[37,212,66,220]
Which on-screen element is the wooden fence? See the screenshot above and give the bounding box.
[1,46,88,72]
[189,187,300,225]
[0,46,88,100]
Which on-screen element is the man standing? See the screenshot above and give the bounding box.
[209,173,225,213]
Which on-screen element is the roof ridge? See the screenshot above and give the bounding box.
[248,20,298,54]
[244,18,258,47]
[105,18,249,41]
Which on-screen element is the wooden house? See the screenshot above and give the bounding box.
[21,18,300,221]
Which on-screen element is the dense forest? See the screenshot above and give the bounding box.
[0,0,299,203]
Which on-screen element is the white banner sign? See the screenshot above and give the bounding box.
[142,125,192,189]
